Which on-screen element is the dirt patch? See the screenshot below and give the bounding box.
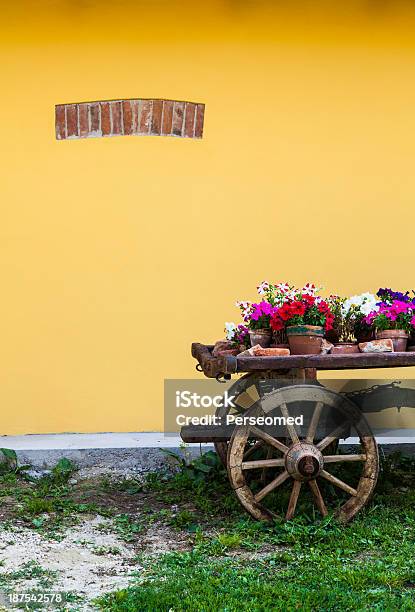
[0,510,191,611]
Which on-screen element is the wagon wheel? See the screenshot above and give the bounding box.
[227,384,379,523]
[214,372,285,467]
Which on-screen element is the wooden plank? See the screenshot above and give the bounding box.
[192,343,415,379]
[232,352,415,372]
[181,424,233,443]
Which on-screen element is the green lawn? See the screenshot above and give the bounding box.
[97,451,415,612]
[0,448,414,611]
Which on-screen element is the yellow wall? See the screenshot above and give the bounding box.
[2,1,415,434]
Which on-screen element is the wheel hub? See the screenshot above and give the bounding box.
[285,443,324,481]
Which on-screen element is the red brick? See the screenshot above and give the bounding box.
[79,103,89,138]
[100,102,111,136]
[138,100,152,134]
[161,100,173,135]
[111,101,122,135]
[89,102,100,135]
[194,104,205,138]
[184,102,196,138]
[131,100,139,133]
[66,104,79,138]
[122,100,133,135]
[172,101,185,136]
[151,99,163,135]
[54,98,203,140]
[55,105,66,140]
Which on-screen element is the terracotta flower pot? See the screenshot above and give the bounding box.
[286,325,324,355]
[375,329,409,352]
[332,342,359,355]
[249,328,272,348]
[325,329,340,344]
[355,330,374,343]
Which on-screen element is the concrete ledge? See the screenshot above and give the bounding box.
[1,432,414,471]
[0,433,213,472]
[1,432,187,450]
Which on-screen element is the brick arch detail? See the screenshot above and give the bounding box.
[55,99,204,140]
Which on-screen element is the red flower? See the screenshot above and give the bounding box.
[290,302,306,316]
[270,313,284,331]
[278,303,293,321]
[302,294,315,306]
[325,313,334,331]
[317,300,330,314]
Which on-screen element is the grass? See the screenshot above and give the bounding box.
[96,450,415,612]
[0,449,415,610]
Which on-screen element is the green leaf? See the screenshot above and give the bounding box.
[0,448,18,469]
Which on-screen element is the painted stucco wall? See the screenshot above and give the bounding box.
[2,1,415,434]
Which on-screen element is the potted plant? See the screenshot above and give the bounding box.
[341,292,379,343]
[325,295,359,353]
[245,302,275,347]
[222,322,250,354]
[270,289,334,355]
[236,282,296,348]
[256,281,289,345]
[364,288,415,352]
[325,295,344,344]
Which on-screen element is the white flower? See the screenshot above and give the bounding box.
[257,281,270,295]
[301,283,318,296]
[236,300,252,322]
[275,283,291,293]
[225,322,237,340]
[342,293,379,317]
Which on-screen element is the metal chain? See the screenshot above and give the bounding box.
[343,381,401,399]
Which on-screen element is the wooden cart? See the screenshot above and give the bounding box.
[181,343,415,523]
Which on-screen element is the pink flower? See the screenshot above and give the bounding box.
[250,301,275,320]
[259,301,273,315]
[364,312,377,325]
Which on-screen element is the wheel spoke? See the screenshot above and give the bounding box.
[261,446,273,483]
[286,480,302,520]
[320,470,357,497]
[254,470,290,502]
[242,458,285,470]
[305,401,324,444]
[249,426,289,453]
[279,402,300,445]
[243,440,264,460]
[308,479,328,517]
[317,423,349,452]
[324,454,366,463]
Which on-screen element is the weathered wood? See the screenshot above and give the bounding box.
[254,470,290,502]
[232,352,415,372]
[181,424,232,443]
[192,342,415,379]
[305,401,324,443]
[191,342,221,378]
[320,469,358,496]
[286,480,302,520]
[323,454,366,463]
[226,384,379,524]
[308,479,328,517]
[213,371,287,468]
[242,457,285,470]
